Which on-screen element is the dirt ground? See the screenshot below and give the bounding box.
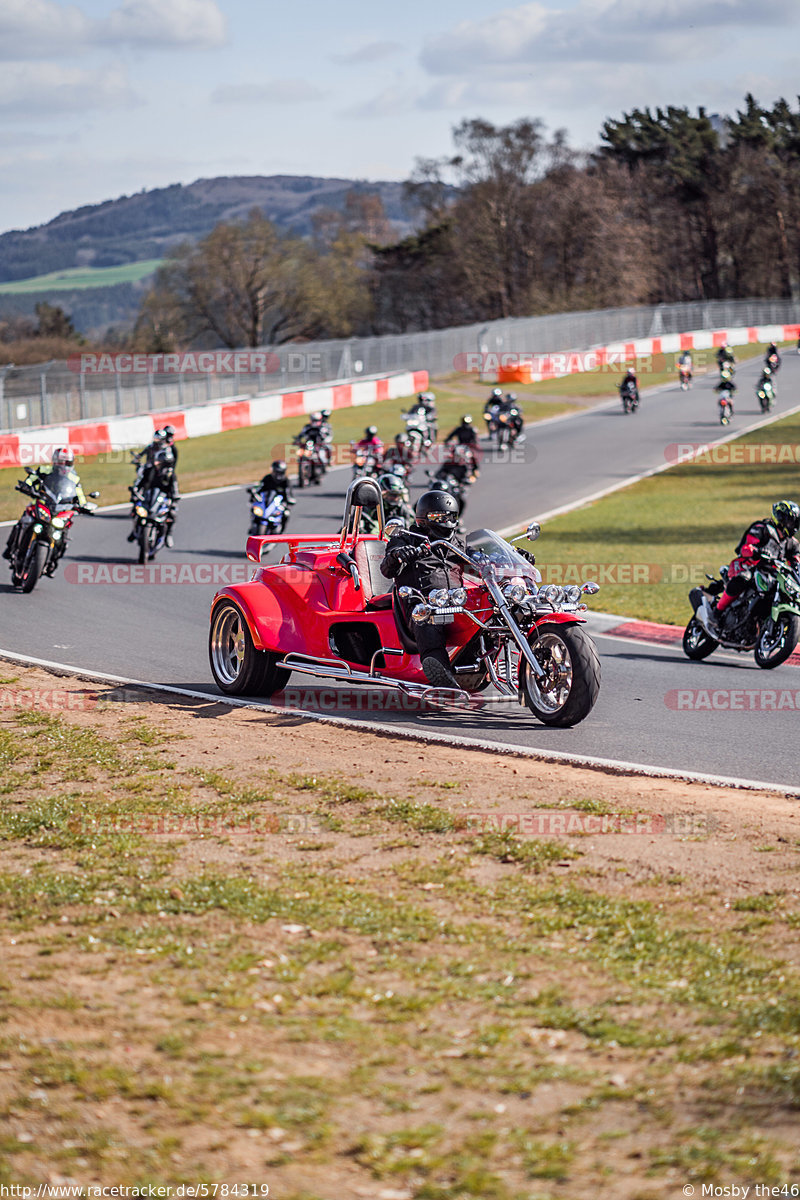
[2,662,800,1199]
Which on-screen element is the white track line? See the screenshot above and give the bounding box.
[1,647,797,798]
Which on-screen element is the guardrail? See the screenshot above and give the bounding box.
[2,298,797,433]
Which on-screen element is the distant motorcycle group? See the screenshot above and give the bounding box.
[708,342,780,425]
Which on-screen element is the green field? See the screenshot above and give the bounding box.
[0,259,163,293]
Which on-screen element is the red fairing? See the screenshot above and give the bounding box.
[531,612,588,627]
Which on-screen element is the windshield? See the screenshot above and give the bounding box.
[465,529,540,582]
[39,467,78,509]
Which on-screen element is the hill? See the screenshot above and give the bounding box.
[0,175,414,285]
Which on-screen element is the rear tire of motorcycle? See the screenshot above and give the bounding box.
[298,459,312,489]
[521,624,601,727]
[20,541,47,593]
[682,616,718,660]
[754,614,800,670]
[147,525,160,561]
[209,600,292,697]
[137,524,148,565]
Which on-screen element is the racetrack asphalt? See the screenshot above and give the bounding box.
[1,350,799,789]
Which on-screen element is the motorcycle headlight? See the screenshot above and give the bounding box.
[51,517,66,529]
[448,587,467,606]
[539,584,564,605]
[252,506,264,517]
[36,505,50,520]
[564,585,582,604]
[412,603,432,623]
[33,523,42,534]
[135,505,148,518]
[428,588,450,608]
[52,531,62,540]
[503,582,528,604]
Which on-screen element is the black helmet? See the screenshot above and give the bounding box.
[320,408,332,419]
[380,474,404,496]
[162,424,176,441]
[366,425,378,438]
[491,387,502,399]
[772,500,800,538]
[415,490,460,538]
[271,460,286,478]
[505,392,517,402]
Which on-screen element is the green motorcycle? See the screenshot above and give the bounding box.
[684,552,800,668]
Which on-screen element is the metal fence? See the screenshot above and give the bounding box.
[2,298,798,433]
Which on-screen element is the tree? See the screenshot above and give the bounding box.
[34,302,77,339]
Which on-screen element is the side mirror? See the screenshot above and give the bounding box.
[384,518,405,539]
[581,581,600,595]
[89,491,100,498]
[526,521,541,542]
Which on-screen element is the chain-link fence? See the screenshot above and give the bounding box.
[2,298,798,432]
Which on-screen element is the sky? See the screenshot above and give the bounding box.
[1,0,800,235]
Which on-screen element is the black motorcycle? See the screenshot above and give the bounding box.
[130,480,173,564]
[619,380,639,414]
[684,552,800,669]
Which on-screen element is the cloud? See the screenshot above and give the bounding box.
[0,63,142,115]
[95,0,227,49]
[342,84,414,120]
[420,0,800,73]
[0,0,227,59]
[0,0,92,60]
[332,40,403,64]
[211,80,326,105]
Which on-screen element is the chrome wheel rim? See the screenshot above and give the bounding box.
[211,606,246,685]
[525,632,573,713]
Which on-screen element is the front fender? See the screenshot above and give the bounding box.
[531,612,588,628]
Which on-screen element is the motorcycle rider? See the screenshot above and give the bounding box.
[714,374,737,415]
[443,415,481,476]
[765,343,781,372]
[129,440,179,546]
[678,350,693,383]
[483,387,504,430]
[757,363,775,392]
[355,425,384,463]
[4,447,94,563]
[619,368,639,408]
[409,392,438,441]
[255,460,296,531]
[706,500,800,636]
[383,432,416,472]
[716,343,736,371]
[381,490,466,690]
[499,392,524,441]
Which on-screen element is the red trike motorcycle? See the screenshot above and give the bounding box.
[208,479,601,726]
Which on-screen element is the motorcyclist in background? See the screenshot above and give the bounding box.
[4,448,94,563]
[129,439,179,546]
[716,343,736,372]
[678,350,693,386]
[714,375,737,416]
[765,343,781,373]
[381,490,466,690]
[443,415,481,477]
[705,500,800,636]
[383,432,416,472]
[499,392,524,441]
[619,368,640,409]
[254,460,296,531]
[356,425,384,461]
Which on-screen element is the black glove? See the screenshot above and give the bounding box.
[518,548,536,565]
[393,545,424,566]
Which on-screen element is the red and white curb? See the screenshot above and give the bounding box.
[0,368,429,468]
